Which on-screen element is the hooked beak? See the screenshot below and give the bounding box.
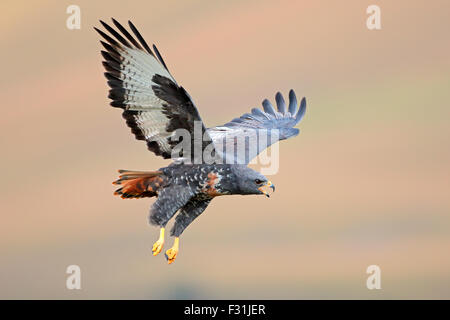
[258,180,275,198]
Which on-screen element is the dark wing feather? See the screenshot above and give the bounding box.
[207,90,306,164]
[96,19,213,162]
[171,197,211,237]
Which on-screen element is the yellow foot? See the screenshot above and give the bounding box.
[165,237,179,264]
[152,228,165,256]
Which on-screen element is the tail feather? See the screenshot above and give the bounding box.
[113,170,164,199]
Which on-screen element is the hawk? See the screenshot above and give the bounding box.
[95,19,307,264]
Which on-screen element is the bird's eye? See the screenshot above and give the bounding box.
[255,179,263,184]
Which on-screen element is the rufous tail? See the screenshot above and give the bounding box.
[112,170,164,199]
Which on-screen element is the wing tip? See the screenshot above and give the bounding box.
[295,97,307,123]
[275,91,286,114]
[262,99,276,116]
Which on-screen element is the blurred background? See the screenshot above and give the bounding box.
[1,0,449,299]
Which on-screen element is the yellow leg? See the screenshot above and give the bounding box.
[165,237,179,264]
[152,228,165,256]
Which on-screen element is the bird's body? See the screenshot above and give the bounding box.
[114,164,270,233]
[95,19,306,264]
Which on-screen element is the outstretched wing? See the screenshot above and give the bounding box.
[95,19,213,163]
[207,90,306,164]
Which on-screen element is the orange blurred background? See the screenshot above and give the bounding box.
[1,0,449,299]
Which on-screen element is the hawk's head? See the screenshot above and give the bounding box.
[229,165,275,197]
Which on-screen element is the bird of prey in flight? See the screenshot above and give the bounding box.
[95,19,307,264]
